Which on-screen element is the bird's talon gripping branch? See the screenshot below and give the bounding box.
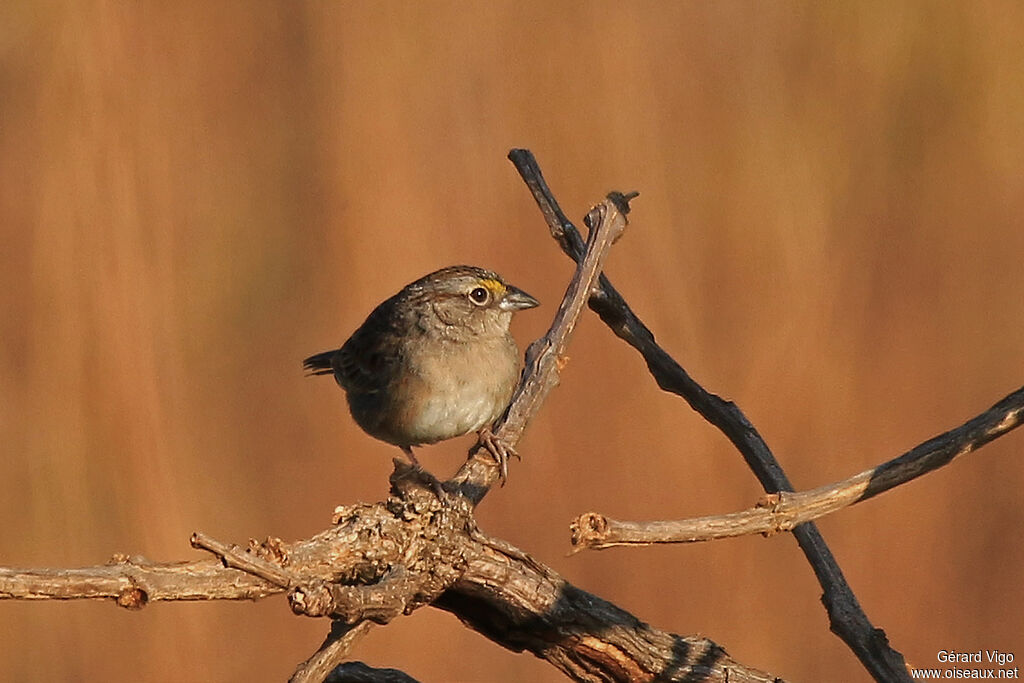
[477,427,517,484]
[390,455,447,499]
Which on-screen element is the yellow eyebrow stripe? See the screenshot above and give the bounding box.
[478,278,506,295]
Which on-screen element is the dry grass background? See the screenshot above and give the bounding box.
[1,2,1023,681]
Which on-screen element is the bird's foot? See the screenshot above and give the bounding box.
[477,427,519,486]
[396,447,446,499]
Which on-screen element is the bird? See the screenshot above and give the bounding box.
[303,265,539,481]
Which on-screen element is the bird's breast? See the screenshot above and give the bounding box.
[389,334,520,445]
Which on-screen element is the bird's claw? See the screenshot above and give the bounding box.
[478,428,517,485]
[396,446,446,499]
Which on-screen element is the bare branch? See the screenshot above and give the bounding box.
[507,148,912,682]
[572,385,1024,549]
[0,556,275,604]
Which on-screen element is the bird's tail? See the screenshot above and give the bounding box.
[302,350,337,376]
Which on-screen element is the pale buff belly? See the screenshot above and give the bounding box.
[358,336,519,447]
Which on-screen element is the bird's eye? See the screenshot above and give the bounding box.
[469,287,490,305]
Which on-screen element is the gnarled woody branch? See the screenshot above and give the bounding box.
[0,478,779,683]
[572,384,1024,549]
[0,190,782,682]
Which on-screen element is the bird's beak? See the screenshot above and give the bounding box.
[499,286,540,311]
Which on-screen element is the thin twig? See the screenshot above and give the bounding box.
[573,385,1024,548]
[190,532,294,588]
[507,148,912,683]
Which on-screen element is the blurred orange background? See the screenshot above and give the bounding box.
[2,2,1023,681]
